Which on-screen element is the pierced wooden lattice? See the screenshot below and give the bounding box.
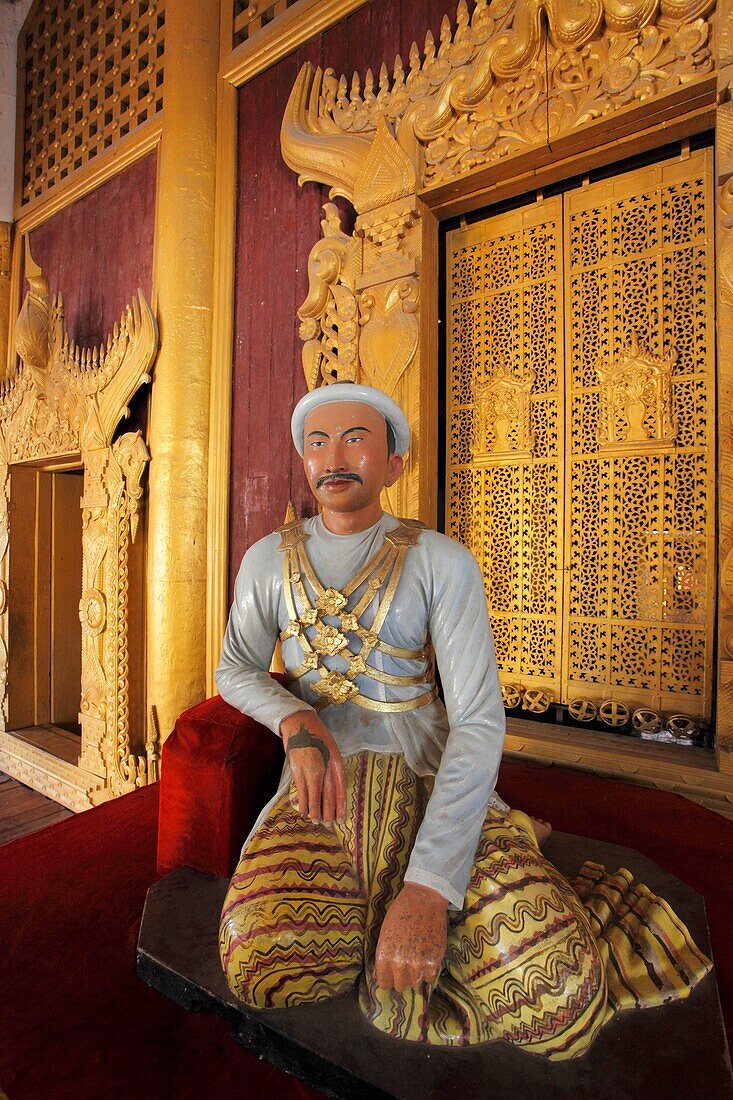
[232,0,299,49]
[21,0,165,206]
[447,198,565,702]
[565,152,715,721]
[446,150,715,723]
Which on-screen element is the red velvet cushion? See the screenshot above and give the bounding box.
[157,693,285,878]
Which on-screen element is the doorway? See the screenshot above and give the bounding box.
[445,148,715,734]
[8,463,84,745]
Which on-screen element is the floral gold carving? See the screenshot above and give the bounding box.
[0,244,159,805]
[359,278,420,397]
[311,668,361,705]
[316,587,348,615]
[4,250,155,466]
[13,249,51,374]
[597,336,678,454]
[298,203,359,388]
[79,589,107,637]
[472,361,535,463]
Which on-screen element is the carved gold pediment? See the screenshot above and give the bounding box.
[282,0,714,195]
[2,245,157,465]
[472,360,535,463]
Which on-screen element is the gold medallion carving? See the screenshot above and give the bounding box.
[79,589,107,637]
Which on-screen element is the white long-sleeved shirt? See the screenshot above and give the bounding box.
[215,512,506,908]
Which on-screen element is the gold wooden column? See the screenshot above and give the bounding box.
[147,0,219,740]
[0,224,10,373]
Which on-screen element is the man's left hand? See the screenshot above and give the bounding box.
[374,882,448,992]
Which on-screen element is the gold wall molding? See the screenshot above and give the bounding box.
[0,730,104,812]
[0,225,10,381]
[221,0,370,86]
[17,0,165,210]
[504,717,733,817]
[15,123,162,234]
[0,245,159,808]
[206,78,239,696]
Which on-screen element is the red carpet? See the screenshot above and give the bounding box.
[1,784,320,1100]
[2,761,731,1098]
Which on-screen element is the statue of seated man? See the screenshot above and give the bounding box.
[217,382,710,1058]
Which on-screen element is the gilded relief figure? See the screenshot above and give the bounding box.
[597,336,678,453]
[217,383,710,1057]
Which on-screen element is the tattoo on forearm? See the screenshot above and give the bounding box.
[286,724,331,768]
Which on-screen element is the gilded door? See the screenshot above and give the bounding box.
[446,149,715,725]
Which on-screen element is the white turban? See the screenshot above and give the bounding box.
[291,383,410,457]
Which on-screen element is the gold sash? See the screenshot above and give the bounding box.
[277,518,437,713]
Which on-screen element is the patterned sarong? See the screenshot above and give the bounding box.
[219,753,711,1060]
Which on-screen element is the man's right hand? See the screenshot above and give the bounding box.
[279,710,346,827]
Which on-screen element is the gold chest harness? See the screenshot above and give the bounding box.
[277,517,437,714]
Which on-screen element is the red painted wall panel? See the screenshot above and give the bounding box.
[30,152,157,348]
[231,0,443,590]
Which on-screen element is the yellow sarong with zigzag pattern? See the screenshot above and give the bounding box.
[219,752,711,1059]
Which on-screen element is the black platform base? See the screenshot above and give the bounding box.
[137,832,733,1100]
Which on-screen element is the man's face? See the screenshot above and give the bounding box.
[302,400,404,515]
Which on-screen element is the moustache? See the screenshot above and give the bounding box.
[316,472,363,489]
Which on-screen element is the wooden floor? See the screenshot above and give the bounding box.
[0,771,73,844]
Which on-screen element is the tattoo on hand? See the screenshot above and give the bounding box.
[286,724,331,768]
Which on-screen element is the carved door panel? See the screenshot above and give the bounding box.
[446,150,715,724]
[446,197,566,703]
[564,151,716,721]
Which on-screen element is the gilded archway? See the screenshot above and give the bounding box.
[0,245,159,810]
